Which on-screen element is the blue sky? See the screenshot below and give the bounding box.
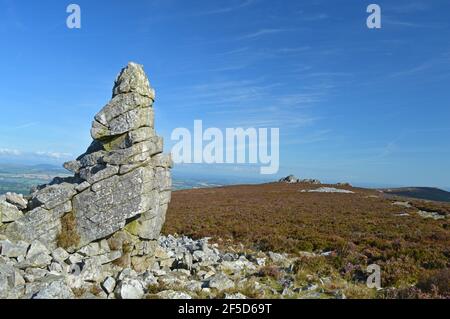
[0,0,449,189]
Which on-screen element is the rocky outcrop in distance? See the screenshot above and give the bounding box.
[278,175,321,185]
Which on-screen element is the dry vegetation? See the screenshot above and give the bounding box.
[164,183,450,298]
[56,210,80,249]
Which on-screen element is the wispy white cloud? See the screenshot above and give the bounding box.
[0,148,72,160]
[276,47,311,54]
[387,2,430,14]
[299,13,329,22]
[162,75,325,130]
[0,148,22,156]
[217,47,250,56]
[187,79,277,102]
[193,0,256,16]
[284,129,332,145]
[277,93,322,106]
[34,151,73,159]
[140,0,257,25]
[389,53,450,78]
[390,62,432,78]
[12,122,39,129]
[238,28,289,40]
[230,113,318,129]
[220,45,311,57]
[383,17,423,28]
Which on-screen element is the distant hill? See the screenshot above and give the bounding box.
[379,187,450,202]
[0,163,236,195]
[0,163,67,174]
[0,163,69,195]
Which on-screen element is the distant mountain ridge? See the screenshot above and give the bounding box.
[379,187,450,203]
[1,164,449,202]
[0,163,71,195]
[0,163,229,195]
[0,163,67,174]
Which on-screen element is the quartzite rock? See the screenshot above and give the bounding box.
[0,200,24,223]
[1,62,172,255]
[4,193,28,210]
[0,240,29,258]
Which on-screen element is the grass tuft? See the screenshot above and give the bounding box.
[57,210,80,249]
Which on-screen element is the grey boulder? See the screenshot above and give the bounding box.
[0,200,24,223]
[115,277,145,299]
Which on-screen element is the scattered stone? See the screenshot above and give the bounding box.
[27,240,50,260]
[11,268,25,287]
[4,193,28,210]
[0,200,24,223]
[395,213,410,217]
[115,277,145,299]
[226,292,247,299]
[159,258,175,269]
[141,271,157,287]
[68,253,84,265]
[117,268,138,281]
[256,258,266,266]
[94,251,122,265]
[417,210,446,220]
[0,240,29,258]
[307,187,354,194]
[320,251,333,257]
[33,279,75,299]
[303,283,319,291]
[102,277,116,294]
[268,252,285,263]
[392,201,412,208]
[79,258,104,283]
[78,242,105,257]
[51,248,70,263]
[156,290,192,299]
[49,262,65,274]
[208,273,234,291]
[25,274,66,297]
[24,268,49,283]
[21,252,52,269]
[1,226,328,299]
[186,280,202,292]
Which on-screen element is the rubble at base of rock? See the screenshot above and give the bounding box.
[0,235,346,299]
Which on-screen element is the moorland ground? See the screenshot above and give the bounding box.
[164,183,450,298]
